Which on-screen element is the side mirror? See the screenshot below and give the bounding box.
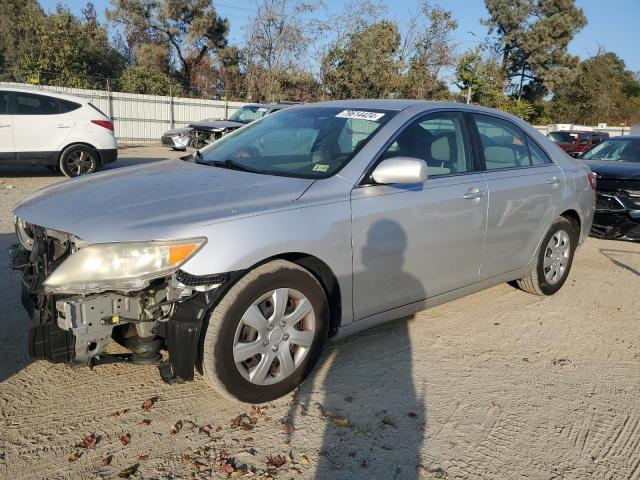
[371,157,428,185]
[569,152,581,158]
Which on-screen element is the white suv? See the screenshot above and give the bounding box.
[0,86,118,177]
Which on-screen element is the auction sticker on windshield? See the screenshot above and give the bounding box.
[335,110,385,121]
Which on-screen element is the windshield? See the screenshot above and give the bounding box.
[581,139,640,163]
[197,106,395,179]
[229,105,269,124]
[547,132,576,143]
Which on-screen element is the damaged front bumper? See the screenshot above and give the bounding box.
[10,223,232,383]
[590,189,640,241]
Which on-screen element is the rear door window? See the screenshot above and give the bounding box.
[473,115,530,170]
[14,92,62,115]
[528,138,552,166]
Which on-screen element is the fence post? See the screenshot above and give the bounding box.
[169,84,175,130]
[106,78,114,120]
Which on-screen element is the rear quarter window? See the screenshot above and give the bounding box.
[14,92,63,115]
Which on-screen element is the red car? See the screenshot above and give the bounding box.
[547,131,610,156]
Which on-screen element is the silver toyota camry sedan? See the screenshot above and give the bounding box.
[11,100,595,403]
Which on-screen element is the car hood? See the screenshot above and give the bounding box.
[189,119,246,130]
[14,160,315,243]
[582,160,640,179]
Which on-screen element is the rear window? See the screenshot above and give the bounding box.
[547,132,575,143]
[60,99,81,113]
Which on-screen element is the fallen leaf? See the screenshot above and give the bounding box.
[77,433,100,449]
[110,409,130,418]
[360,460,368,468]
[215,425,222,432]
[299,454,309,467]
[119,433,131,446]
[231,414,255,431]
[266,454,286,468]
[279,419,295,434]
[382,416,397,427]
[68,452,82,462]
[142,396,158,412]
[117,464,139,478]
[243,437,254,442]
[140,419,151,426]
[171,421,182,434]
[137,454,149,461]
[344,395,353,402]
[199,424,212,434]
[332,418,349,427]
[224,464,235,474]
[427,466,448,478]
[251,405,265,417]
[408,412,418,418]
[418,465,429,478]
[101,455,113,467]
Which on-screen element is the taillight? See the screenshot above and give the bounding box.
[91,120,114,131]
[587,172,597,190]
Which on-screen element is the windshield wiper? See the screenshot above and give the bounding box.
[206,159,257,173]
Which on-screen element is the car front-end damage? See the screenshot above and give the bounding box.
[591,178,640,241]
[10,219,234,383]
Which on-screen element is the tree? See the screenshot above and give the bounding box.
[11,3,123,89]
[483,0,587,99]
[321,21,401,99]
[106,0,228,89]
[399,2,458,99]
[0,0,41,72]
[118,65,183,96]
[550,51,640,125]
[244,0,319,102]
[455,48,505,104]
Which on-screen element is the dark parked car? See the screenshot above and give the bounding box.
[580,136,640,241]
[547,130,609,157]
[161,103,293,150]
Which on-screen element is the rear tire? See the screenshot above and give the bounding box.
[516,217,576,296]
[201,260,329,403]
[59,145,99,178]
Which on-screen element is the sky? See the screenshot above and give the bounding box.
[40,0,640,73]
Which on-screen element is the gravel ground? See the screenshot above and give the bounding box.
[0,145,639,480]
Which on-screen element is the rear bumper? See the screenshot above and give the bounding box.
[99,148,118,165]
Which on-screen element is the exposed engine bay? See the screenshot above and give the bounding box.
[10,220,231,383]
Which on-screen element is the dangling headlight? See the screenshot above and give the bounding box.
[43,238,206,294]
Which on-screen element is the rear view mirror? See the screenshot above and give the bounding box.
[371,157,428,185]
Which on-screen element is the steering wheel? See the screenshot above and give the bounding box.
[232,146,260,159]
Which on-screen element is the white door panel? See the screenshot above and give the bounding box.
[0,91,13,160]
[12,92,75,155]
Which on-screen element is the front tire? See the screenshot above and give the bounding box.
[59,145,99,178]
[201,260,329,403]
[516,217,576,296]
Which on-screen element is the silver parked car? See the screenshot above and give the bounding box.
[12,100,595,403]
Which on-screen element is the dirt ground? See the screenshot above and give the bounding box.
[0,146,639,480]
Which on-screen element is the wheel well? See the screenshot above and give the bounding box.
[560,209,581,238]
[58,142,101,164]
[270,253,342,338]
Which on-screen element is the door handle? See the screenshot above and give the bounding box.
[0,123,10,128]
[462,188,487,200]
[546,176,560,185]
[55,124,71,128]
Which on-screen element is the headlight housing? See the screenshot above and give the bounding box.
[43,238,206,294]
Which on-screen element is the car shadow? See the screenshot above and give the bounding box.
[0,233,32,383]
[599,249,640,277]
[287,219,426,479]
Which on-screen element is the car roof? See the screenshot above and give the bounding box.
[0,85,86,103]
[608,135,640,141]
